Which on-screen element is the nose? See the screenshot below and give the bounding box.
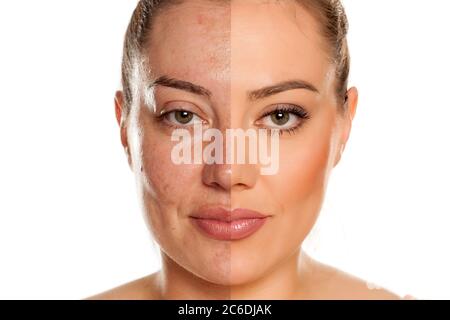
[202,162,259,192]
[202,163,231,191]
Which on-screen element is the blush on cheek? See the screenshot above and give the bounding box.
[258,136,332,262]
[263,123,333,238]
[281,136,331,203]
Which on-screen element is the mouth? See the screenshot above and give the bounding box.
[189,207,270,241]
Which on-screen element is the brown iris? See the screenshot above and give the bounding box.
[174,110,194,124]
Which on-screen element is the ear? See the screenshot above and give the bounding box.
[333,86,358,167]
[114,91,133,170]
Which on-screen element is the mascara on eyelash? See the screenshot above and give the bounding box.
[157,105,310,133]
[262,104,310,119]
[262,104,311,136]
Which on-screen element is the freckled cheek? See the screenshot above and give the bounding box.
[139,134,200,202]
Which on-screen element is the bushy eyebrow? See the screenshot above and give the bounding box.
[247,80,319,101]
[149,75,212,98]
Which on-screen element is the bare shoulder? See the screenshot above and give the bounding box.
[84,272,161,300]
[301,253,402,300]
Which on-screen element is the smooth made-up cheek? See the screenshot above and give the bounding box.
[262,108,337,251]
[229,109,338,284]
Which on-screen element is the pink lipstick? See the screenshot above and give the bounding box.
[189,207,269,241]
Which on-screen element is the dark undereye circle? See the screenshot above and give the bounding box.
[175,110,194,124]
[271,111,290,126]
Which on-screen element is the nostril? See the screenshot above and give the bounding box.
[206,181,231,193]
[231,183,251,192]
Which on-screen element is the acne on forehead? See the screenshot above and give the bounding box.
[149,2,229,57]
[195,12,217,30]
[143,4,230,91]
[154,1,229,30]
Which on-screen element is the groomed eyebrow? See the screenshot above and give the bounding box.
[149,75,212,99]
[149,76,318,101]
[247,80,319,101]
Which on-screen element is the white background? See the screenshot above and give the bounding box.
[0,0,449,299]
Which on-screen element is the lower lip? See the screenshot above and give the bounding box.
[190,217,267,241]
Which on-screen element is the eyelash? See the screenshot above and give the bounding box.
[156,104,311,136]
[155,108,205,129]
[260,104,311,136]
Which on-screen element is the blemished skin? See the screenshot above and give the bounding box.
[87,0,403,299]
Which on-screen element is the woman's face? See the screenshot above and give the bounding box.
[120,0,355,286]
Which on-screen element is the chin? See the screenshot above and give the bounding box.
[196,253,268,286]
[192,264,232,286]
[199,269,261,287]
[228,258,269,286]
[186,249,266,287]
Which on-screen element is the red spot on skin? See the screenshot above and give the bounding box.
[197,14,204,25]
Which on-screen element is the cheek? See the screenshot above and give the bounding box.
[129,108,202,218]
[139,130,199,206]
[136,124,204,247]
[281,135,331,202]
[266,115,336,223]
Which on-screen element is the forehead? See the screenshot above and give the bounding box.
[231,0,333,94]
[146,0,333,96]
[147,0,230,83]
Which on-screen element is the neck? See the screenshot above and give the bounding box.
[155,247,312,300]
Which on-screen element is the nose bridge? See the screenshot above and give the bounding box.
[201,127,261,191]
[201,46,262,192]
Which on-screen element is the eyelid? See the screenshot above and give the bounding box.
[158,109,207,130]
[255,103,311,133]
[259,103,309,118]
[159,100,209,119]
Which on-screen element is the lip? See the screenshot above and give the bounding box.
[189,207,270,241]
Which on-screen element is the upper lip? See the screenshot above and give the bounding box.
[190,207,269,222]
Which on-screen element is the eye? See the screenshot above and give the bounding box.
[162,110,204,127]
[269,111,293,127]
[258,104,310,132]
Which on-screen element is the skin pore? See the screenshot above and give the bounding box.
[87,0,401,300]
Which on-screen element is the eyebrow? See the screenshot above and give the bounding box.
[149,75,212,99]
[247,80,319,101]
[148,76,319,101]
